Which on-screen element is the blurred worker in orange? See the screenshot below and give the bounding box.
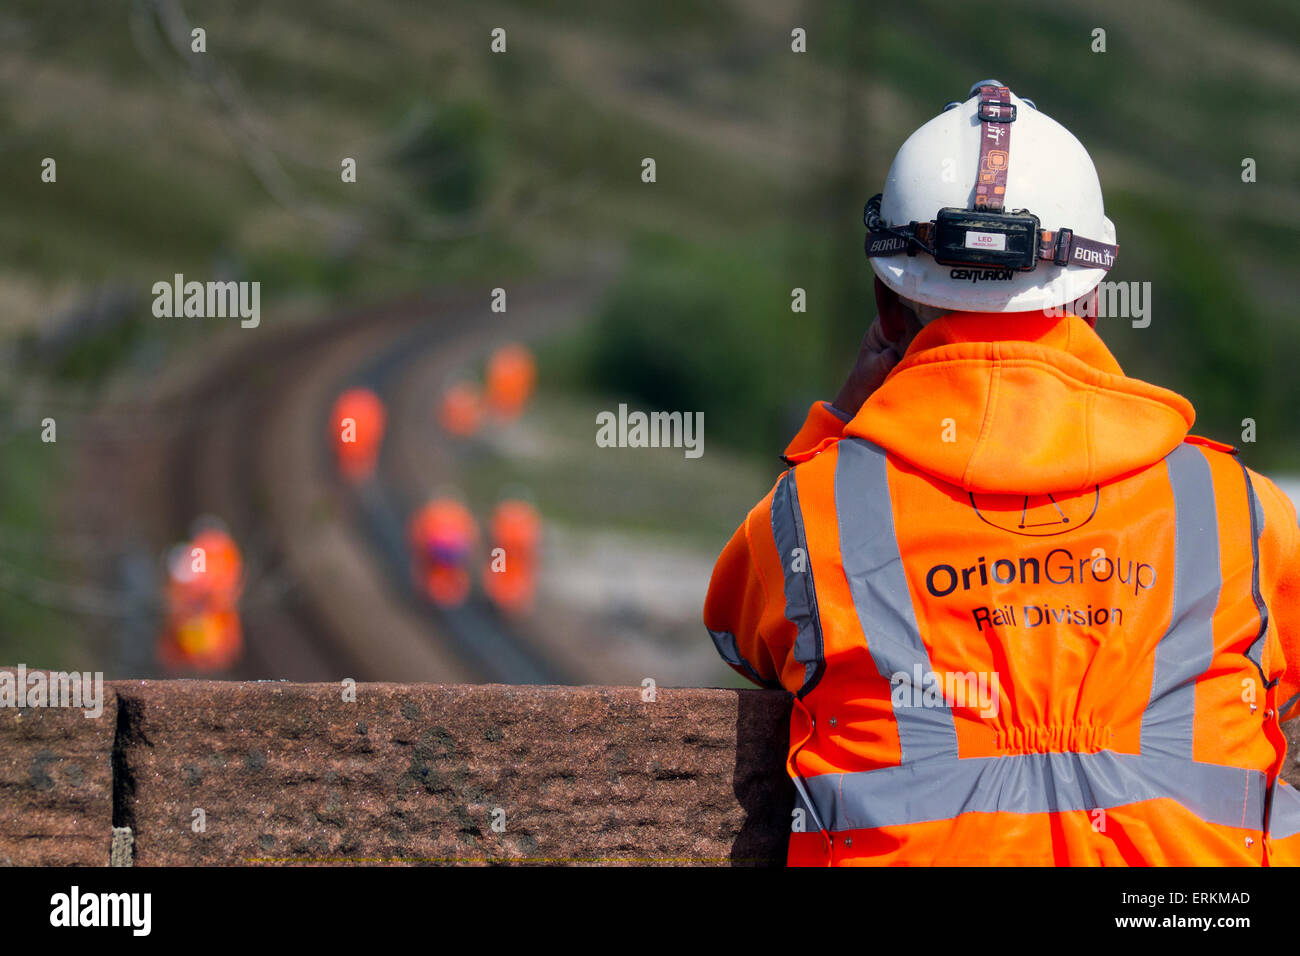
[331,387,387,483]
[483,498,542,616]
[159,609,242,672]
[437,380,483,437]
[408,495,479,607]
[159,521,244,671]
[484,343,536,421]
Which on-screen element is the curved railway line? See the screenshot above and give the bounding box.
[162,275,610,683]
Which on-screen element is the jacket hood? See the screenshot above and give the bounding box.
[844,312,1196,494]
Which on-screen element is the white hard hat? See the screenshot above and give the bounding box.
[868,81,1117,313]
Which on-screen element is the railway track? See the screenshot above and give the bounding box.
[163,275,608,683]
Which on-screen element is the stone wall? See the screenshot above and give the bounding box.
[0,674,794,866]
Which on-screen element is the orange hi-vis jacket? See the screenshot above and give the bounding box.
[704,312,1300,865]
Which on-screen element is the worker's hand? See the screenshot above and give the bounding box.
[831,316,903,419]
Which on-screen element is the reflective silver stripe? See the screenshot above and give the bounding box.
[1238,463,1270,680]
[792,776,829,837]
[771,471,824,695]
[805,751,1265,832]
[836,439,958,763]
[1270,784,1300,840]
[823,401,852,424]
[1141,444,1221,759]
[1280,690,1300,720]
[707,627,780,688]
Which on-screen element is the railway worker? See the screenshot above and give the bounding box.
[437,379,484,438]
[703,81,1300,865]
[484,343,536,421]
[408,495,479,607]
[158,607,242,672]
[483,498,542,616]
[158,521,244,671]
[189,524,243,610]
[331,387,387,483]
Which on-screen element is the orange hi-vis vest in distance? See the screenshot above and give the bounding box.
[483,500,542,615]
[704,313,1300,865]
[331,388,387,483]
[408,498,479,607]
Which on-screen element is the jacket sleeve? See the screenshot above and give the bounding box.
[704,481,799,690]
[704,401,845,689]
[1251,471,1300,721]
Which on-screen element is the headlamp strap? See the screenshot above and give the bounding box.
[1039,229,1118,270]
[973,84,1014,212]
